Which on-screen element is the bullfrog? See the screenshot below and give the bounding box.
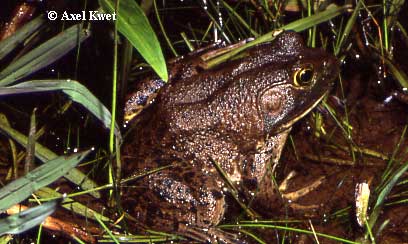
[121,31,339,243]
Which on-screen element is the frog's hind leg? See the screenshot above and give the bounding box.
[123,164,244,243]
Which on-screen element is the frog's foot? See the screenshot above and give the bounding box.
[279,171,326,210]
[180,225,247,244]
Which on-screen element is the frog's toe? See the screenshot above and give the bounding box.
[279,171,326,202]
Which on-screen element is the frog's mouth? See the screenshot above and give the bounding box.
[277,91,327,131]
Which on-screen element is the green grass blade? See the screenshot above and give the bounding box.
[0,24,90,86]
[99,0,168,81]
[0,114,101,199]
[25,108,37,174]
[368,161,408,229]
[0,150,90,212]
[0,16,45,61]
[383,58,408,89]
[94,211,120,244]
[207,5,349,68]
[386,0,405,26]
[334,1,362,56]
[221,1,259,37]
[220,224,360,244]
[283,5,350,32]
[35,187,113,223]
[0,200,57,235]
[0,80,122,141]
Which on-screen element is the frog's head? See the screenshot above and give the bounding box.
[256,31,339,135]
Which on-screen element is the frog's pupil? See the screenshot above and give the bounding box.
[299,68,313,85]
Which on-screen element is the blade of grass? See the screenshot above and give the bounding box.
[396,21,408,47]
[0,117,100,198]
[284,5,350,32]
[0,114,19,179]
[0,201,57,236]
[220,224,360,244]
[383,58,408,89]
[202,1,232,43]
[380,125,407,187]
[368,161,408,232]
[34,187,113,223]
[99,234,182,242]
[382,0,389,51]
[153,0,178,57]
[0,15,45,60]
[386,0,405,27]
[239,229,267,244]
[0,80,122,141]
[221,0,259,37]
[206,5,350,68]
[0,24,90,86]
[36,223,43,244]
[0,150,90,212]
[334,0,362,56]
[94,211,119,244]
[25,108,37,174]
[72,236,86,244]
[99,0,168,81]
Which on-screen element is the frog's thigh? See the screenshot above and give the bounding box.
[126,165,225,232]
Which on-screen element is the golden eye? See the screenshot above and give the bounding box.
[294,66,314,87]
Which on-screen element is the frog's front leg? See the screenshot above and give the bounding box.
[239,130,290,201]
[123,164,245,244]
[240,130,326,213]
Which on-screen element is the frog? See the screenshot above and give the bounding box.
[121,31,339,243]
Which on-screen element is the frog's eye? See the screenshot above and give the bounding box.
[293,66,314,87]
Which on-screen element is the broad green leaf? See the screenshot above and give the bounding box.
[0,201,57,236]
[0,80,122,141]
[0,150,90,212]
[0,24,90,87]
[0,16,45,60]
[0,114,101,199]
[99,0,168,81]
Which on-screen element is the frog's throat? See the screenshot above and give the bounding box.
[279,91,328,131]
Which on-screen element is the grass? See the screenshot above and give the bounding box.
[0,0,408,243]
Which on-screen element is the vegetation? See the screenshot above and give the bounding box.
[0,0,407,243]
